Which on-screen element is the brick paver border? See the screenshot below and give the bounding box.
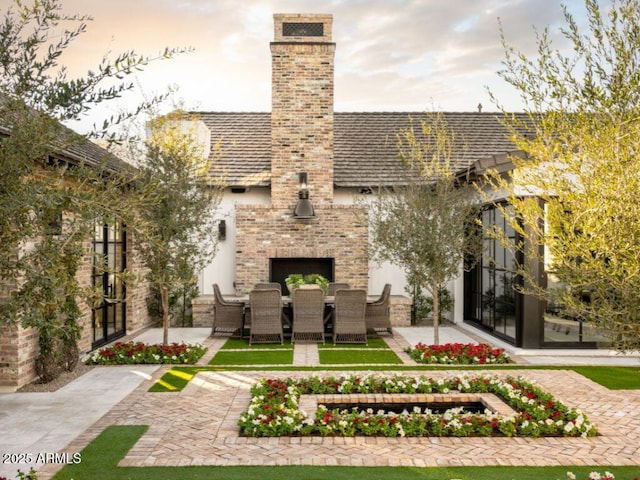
[37,334,640,477]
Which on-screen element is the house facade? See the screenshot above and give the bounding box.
[0,128,154,391]
[188,13,603,349]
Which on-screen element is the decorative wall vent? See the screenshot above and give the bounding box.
[283,22,324,37]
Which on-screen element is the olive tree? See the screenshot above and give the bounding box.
[0,0,185,381]
[486,0,640,350]
[369,113,481,344]
[135,112,222,345]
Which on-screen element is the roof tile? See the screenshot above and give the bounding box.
[195,111,529,187]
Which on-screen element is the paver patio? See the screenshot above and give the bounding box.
[36,332,640,478]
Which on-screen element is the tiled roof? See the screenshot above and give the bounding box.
[57,134,132,173]
[198,112,272,187]
[0,100,131,174]
[196,111,529,188]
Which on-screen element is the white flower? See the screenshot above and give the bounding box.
[589,472,602,480]
[566,472,577,480]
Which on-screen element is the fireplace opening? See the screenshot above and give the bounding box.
[270,257,335,293]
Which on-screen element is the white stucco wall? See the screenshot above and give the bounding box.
[336,187,464,323]
[198,187,271,295]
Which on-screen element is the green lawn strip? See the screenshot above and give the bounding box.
[319,349,403,364]
[209,349,294,366]
[148,366,201,392]
[220,337,294,349]
[52,425,148,480]
[571,366,640,389]
[318,337,388,349]
[149,365,640,392]
[52,425,640,480]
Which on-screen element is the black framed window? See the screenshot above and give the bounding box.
[92,220,126,348]
[466,204,520,344]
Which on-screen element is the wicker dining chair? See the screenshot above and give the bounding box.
[327,282,350,296]
[292,285,325,344]
[324,282,350,325]
[254,282,290,327]
[254,282,282,293]
[365,283,393,336]
[333,289,368,344]
[211,284,244,338]
[249,288,284,344]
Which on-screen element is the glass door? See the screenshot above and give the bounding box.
[465,205,520,345]
[92,221,126,348]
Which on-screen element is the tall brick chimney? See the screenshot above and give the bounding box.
[234,14,368,295]
[270,14,335,208]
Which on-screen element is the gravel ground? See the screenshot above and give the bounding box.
[17,363,94,392]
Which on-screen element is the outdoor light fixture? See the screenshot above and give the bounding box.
[293,172,315,219]
[218,219,226,241]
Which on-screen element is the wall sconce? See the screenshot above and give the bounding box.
[293,172,315,219]
[218,219,226,241]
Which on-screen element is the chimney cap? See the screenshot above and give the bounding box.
[273,14,333,42]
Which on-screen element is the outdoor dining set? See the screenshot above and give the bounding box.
[211,282,393,345]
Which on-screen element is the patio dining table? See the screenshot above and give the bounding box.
[225,294,379,305]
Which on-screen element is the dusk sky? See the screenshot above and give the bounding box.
[2,0,598,133]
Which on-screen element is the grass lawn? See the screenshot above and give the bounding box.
[571,366,640,389]
[318,336,403,364]
[52,425,640,480]
[319,348,403,364]
[148,366,200,392]
[209,349,294,366]
[150,365,640,392]
[318,337,389,349]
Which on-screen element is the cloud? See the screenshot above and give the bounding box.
[12,0,600,132]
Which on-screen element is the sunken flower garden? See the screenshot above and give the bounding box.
[238,373,596,438]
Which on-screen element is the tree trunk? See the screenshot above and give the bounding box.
[161,286,170,345]
[432,282,440,345]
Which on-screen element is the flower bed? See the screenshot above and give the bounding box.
[568,472,636,480]
[86,341,207,365]
[238,374,596,438]
[568,473,611,480]
[406,342,510,364]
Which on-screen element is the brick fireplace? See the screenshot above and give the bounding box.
[234,13,369,294]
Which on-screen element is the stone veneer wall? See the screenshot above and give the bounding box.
[0,323,38,391]
[0,234,153,391]
[234,204,368,294]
